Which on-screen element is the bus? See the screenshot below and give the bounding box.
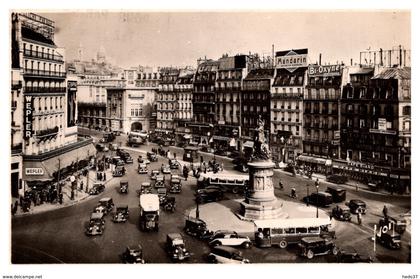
[253,218,335,248]
[197,173,249,194]
[127,131,148,147]
[183,146,199,162]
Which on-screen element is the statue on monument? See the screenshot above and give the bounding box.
[252,115,271,161]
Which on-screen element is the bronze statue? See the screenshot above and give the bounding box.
[252,115,271,161]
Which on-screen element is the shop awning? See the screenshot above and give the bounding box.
[243,141,254,148]
[23,143,96,182]
[213,135,230,141]
[297,155,327,165]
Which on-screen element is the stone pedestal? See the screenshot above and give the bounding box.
[238,160,288,220]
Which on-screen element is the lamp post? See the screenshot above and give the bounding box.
[316,184,319,218]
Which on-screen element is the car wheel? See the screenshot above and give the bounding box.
[232,187,239,194]
[279,240,288,249]
[332,246,339,256]
[307,249,314,259]
[243,242,251,249]
[212,241,222,247]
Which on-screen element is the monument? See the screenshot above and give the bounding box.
[239,115,288,220]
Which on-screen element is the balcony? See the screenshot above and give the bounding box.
[215,87,242,93]
[35,126,59,141]
[271,93,303,100]
[23,69,66,78]
[24,86,66,93]
[23,50,64,63]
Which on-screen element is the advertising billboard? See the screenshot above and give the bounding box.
[308,64,342,77]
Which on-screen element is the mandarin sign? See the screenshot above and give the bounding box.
[25,168,44,176]
[308,64,342,77]
[276,49,308,72]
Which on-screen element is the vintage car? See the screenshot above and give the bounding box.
[113,166,125,177]
[121,245,145,264]
[138,156,150,165]
[184,218,213,239]
[94,197,114,215]
[379,216,407,235]
[150,170,160,180]
[207,246,250,264]
[95,143,109,152]
[196,187,224,204]
[336,247,373,263]
[120,181,129,194]
[332,205,352,222]
[112,156,125,166]
[88,182,105,195]
[166,233,191,262]
[169,159,180,169]
[147,152,158,162]
[169,177,182,194]
[157,188,168,205]
[209,230,252,248]
[138,163,148,174]
[303,192,333,207]
[161,164,171,174]
[346,199,367,214]
[163,196,176,212]
[325,186,347,203]
[108,143,119,151]
[123,155,133,164]
[112,205,129,223]
[377,231,402,250]
[139,182,152,195]
[154,175,166,188]
[86,212,105,236]
[298,237,339,259]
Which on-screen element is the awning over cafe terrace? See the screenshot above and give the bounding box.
[23,143,96,182]
[296,155,328,165]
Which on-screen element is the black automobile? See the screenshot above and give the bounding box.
[112,205,129,223]
[207,246,250,264]
[121,245,145,264]
[89,183,105,195]
[166,233,191,262]
[346,199,367,214]
[298,237,339,259]
[169,159,180,169]
[196,187,223,203]
[86,212,105,236]
[169,178,182,194]
[147,152,158,162]
[163,196,176,212]
[184,218,213,239]
[120,181,129,194]
[336,247,373,263]
[303,192,333,207]
[331,205,352,222]
[325,186,346,203]
[377,231,402,250]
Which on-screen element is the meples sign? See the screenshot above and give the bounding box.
[24,96,33,139]
[276,49,308,72]
[308,65,342,77]
[25,168,44,175]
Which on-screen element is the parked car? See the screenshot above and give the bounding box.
[86,212,105,236]
[346,199,367,214]
[169,159,180,169]
[89,182,105,195]
[120,181,129,194]
[332,205,352,222]
[303,192,333,207]
[121,245,145,264]
[209,230,252,248]
[325,186,346,203]
[138,163,148,174]
[147,152,158,162]
[298,237,339,259]
[336,247,373,263]
[326,174,348,184]
[184,218,213,239]
[207,246,250,264]
[161,164,171,174]
[166,233,191,262]
[112,205,129,223]
[196,187,223,203]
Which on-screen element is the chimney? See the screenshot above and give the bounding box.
[319,53,322,65]
[350,58,353,66]
[399,45,402,67]
[379,48,383,66]
[404,49,407,66]
[374,52,376,66]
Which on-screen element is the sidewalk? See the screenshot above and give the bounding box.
[12,168,115,217]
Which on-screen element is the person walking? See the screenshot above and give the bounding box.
[382,205,388,219]
[103,172,107,181]
[278,180,284,190]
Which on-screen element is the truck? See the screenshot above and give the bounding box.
[139,194,159,231]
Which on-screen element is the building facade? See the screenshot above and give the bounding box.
[11,13,95,197]
[241,68,274,156]
[190,60,219,146]
[214,55,247,152]
[174,70,194,145]
[156,68,179,136]
[270,49,307,165]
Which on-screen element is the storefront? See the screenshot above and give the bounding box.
[296,155,332,174]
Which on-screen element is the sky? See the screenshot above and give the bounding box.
[39,11,411,69]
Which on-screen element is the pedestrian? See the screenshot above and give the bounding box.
[80,180,84,191]
[279,180,284,190]
[59,192,63,204]
[14,200,19,213]
[103,172,107,181]
[315,178,320,187]
[357,211,362,225]
[221,162,224,172]
[382,205,388,219]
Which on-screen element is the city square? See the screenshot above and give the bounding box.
[9,11,411,266]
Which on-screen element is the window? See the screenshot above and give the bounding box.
[271,228,283,235]
[403,106,411,115]
[296,227,307,234]
[360,119,366,128]
[360,87,366,98]
[284,228,295,234]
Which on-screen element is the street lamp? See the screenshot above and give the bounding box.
[316,184,319,218]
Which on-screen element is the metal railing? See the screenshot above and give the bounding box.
[23,50,64,62]
[24,87,66,93]
[23,68,66,78]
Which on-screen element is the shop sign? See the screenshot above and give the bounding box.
[24,96,33,139]
[276,49,308,72]
[369,129,397,135]
[308,64,342,77]
[378,118,386,130]
[334,130,340,140]
[25,168,44,176]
